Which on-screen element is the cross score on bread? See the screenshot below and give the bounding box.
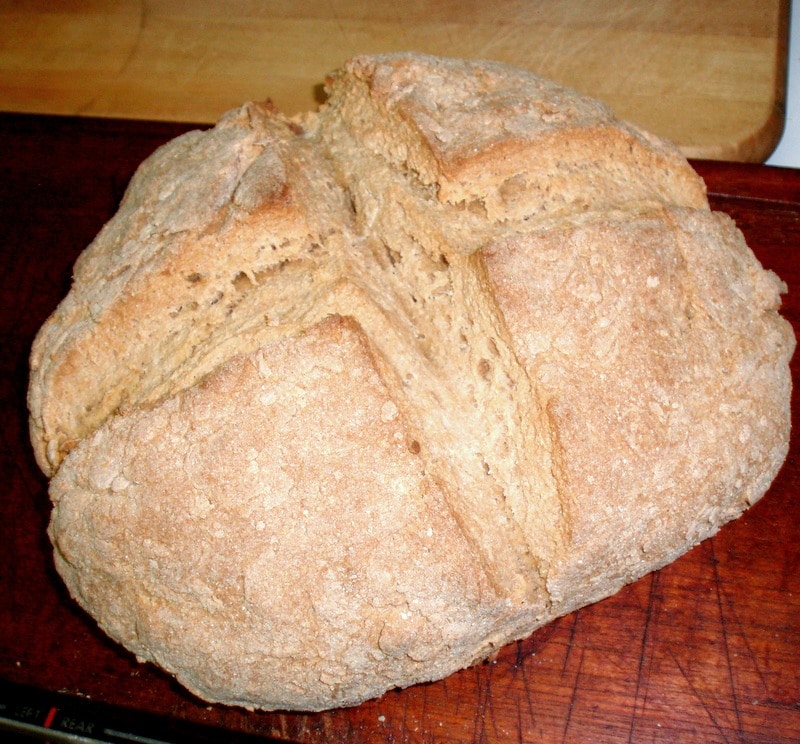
[27,54,794,711]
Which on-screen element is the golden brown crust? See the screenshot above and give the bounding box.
[28,102,344,476]
[30,52,794,711]
[482,207,794,608]
[49,317,513,710]
[329,53,708,219]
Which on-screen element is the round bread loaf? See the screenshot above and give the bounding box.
[28,53,794,711]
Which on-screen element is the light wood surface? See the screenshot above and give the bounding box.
[0,1,790,161]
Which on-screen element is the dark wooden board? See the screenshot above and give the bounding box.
[1,113,798,743]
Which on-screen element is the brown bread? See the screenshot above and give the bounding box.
[29,53,794,711]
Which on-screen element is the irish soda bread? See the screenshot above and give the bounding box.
[28,53,794,711]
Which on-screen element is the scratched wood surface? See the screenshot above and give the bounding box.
[0,0,790,162]
[1,114,799,742]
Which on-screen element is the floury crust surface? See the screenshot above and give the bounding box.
[29,53,794,711]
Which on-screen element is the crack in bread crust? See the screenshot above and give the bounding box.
[31,60,573,605]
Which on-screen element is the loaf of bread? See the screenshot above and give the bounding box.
[28,53,794,711]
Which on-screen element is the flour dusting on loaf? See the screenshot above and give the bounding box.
[28,53,794,711]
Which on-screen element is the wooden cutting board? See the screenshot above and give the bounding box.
[0,0,789,161]
[1,113,799,743]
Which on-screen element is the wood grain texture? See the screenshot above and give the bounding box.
[0,1,790,162]
[1,114,799,742]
